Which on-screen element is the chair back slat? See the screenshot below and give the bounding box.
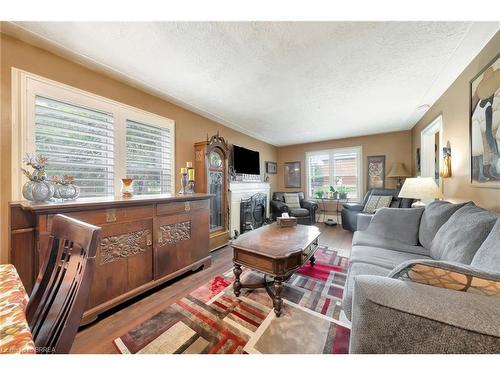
[26,215,101,354]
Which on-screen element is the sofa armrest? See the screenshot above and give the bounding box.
[300,199,318,211]
[356,213,374,231]
[270,200,289,212]
[350,275,500,353]
[342,203,364,212]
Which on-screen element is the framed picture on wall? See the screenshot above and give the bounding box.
[470,53,500,188]
[284,161,301,188]
[367,155,385,189]
[265,161,277,174]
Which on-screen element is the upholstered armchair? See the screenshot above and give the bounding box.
[341,188,413,232]
[271,191,318,225]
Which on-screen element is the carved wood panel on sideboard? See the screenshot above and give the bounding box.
[10,194,212,324]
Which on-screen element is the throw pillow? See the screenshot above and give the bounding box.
[430,203,498,264]
[471,218,500,273]
[418,200,469,250]
[284,193,301,209]
[390,260,500,297]
[365,207,425,245]
[363,195,392,213]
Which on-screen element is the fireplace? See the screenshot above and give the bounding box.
[240,193,267,234]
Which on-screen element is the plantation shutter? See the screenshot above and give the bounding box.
[126,119,172,195]
[34,95,115,197]
[333,151,359,200]
[308,153,330,197]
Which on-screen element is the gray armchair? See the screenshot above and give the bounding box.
[271,191,318,225]
[341,188,413,231]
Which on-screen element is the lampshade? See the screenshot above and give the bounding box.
[386,162,411,178]
[398,177,443,199]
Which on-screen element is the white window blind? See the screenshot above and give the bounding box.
[306,147,362,201]
[126,119,172,195]
[35,95,115,197]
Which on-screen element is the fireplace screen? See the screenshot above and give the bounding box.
[240,193,267,233]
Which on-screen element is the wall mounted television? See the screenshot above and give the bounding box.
[232,145,260,175]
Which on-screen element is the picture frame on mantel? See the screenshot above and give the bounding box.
[265,161,277,174]
[470,53,500,188]
[284,161,301,188]
[367,155,386,189]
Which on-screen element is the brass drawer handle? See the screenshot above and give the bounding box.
[146,233,152,246]
[106,209,117,223]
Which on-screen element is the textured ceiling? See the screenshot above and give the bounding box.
[10,22,500,146]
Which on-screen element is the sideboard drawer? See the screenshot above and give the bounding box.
[156,199,209,216]
[46,205,154,228]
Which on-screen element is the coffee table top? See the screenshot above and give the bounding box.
[231,223,320,258]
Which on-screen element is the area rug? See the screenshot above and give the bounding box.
[113,246,351,354]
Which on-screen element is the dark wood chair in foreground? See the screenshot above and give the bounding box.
[26,214,101,354]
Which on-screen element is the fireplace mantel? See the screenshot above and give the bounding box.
[229,182,271,237]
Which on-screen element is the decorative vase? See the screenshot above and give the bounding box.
[121,178,134,197]
[52,184,62,199]
[59,184,80,200]
[23,180,54,202]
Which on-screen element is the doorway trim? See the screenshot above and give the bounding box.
[420,114,443,184]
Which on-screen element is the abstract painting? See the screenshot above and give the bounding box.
[470,54,500,187]
[367,155,385,189]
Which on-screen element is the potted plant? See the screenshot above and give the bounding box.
[337,185,348,200]
[329,185,338,199]
[314,189,324,199]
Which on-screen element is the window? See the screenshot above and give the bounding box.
[126,119,172,195]
[35,96,115,197]
[305,147,362,200]
[12,69,175,199]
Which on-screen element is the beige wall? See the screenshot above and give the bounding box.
[0,33,278,263]
[277,130,413,197]
[411,31,500,212]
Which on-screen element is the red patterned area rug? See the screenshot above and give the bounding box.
[113,246,351,354]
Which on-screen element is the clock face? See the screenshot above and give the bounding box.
[209,150,223,169]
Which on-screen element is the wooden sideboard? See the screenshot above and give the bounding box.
[10,193,212,324]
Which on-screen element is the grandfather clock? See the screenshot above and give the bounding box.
[194,132,230,251]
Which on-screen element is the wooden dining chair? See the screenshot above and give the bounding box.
[26,214,101,354]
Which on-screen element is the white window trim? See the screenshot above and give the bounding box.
[305,146,363,201]
[11,68,175,200]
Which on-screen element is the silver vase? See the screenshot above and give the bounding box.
[23,180,54,202]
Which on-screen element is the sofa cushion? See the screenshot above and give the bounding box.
[284,193,301,208]
[289,208,310,217]
[419,200,469,250]
[343,262,391,320]
[471,218,500,273]
[350,245,431,269]
[352,231,430,256]
[365,207,425,246]
[363,195,393,213]
[430,203,498,264]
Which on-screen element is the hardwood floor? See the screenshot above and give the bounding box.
[71,223,353,354]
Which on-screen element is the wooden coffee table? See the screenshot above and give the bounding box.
[231,223,320,317]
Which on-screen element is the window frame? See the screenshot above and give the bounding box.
[11,68,175,200]
[305,146,363,201]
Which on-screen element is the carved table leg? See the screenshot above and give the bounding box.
[310,255,316,267]
[274,279,283,317]
[233,264,242,297]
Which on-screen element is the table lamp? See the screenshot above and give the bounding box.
[386,162,411,188]
[398,177,443,207]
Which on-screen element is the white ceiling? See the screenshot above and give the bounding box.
[8,22,500,146]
